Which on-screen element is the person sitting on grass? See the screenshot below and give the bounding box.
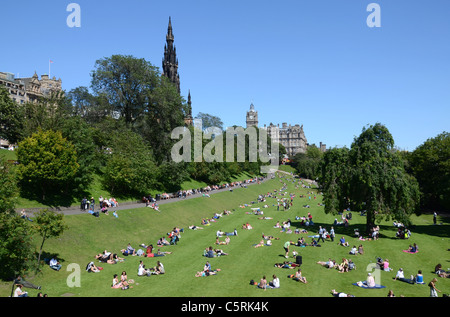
[269,274,280,288]
[434,264,450,278]
[295,237,307,247]
[408,243,419,253]
[366,272,376,288]
[337,258,349,273]
[414,270,425,284]
[258,276,268,290]
[216,237,228,245]
[121,243,136,256]
[86,261,101,273]
[291,268,308,284]
[137,262,150,277]
[153,261,165,275]
[13,284,28,297]
[195,262,220,277]
[393,268,414,284]
[201,219,210,226]
[49,256,62,271]
[338,236,349,247]
[111,274,131,289]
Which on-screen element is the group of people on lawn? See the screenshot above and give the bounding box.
[18,173,446,297]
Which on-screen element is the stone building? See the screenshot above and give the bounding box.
[265,122,308,156]
[0,71,62,104]
[246,103,258,128]
[244,103,308,156]
[0,71,62,148]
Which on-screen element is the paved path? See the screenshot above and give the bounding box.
[20,175,274,216]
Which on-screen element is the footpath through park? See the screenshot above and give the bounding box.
[19,172,299,216]
[19,171,317,217]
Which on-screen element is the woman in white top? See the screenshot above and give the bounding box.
[13,284,28,297]
[270,275,280,288]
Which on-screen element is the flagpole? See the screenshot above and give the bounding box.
[49,60,51,78]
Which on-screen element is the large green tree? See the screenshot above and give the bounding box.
[408,131,450,211]
[291,145,324,180]
[319,146,351,215]
[16,129,80,202]
[0,213,35,279]
[320,123,420,232]
[0,86,23,144]
[91,55,160,126]
[102,128,158,196]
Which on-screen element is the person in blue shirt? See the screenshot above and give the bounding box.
[414,270,424,284]
[339,237,349,247]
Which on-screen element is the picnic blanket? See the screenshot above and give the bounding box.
[402,250,418,254]
[352,281,386,289]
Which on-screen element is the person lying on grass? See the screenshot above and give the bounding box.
[274,261,300,269]
[317,259,336,269]
[331,289,354,297]
[262,233,279,240]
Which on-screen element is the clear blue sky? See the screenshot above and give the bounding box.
[1,0,449,151]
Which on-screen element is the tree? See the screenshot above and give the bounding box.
[138,75,186,163]
[319,147,351,215]
[0,86,23,144]
[408,132,450,211]
[0,213,35,279]
[195,112,224,132]
[91,55,160,126]
[67,86,112,123]
[0,159,18,215]
[102,128,158,196]
[20,91,72,141]
[320,123,420,232]
[59,116,98,196]
[33,209,68,271]
[16,129,80,202]
[292,145,323,180]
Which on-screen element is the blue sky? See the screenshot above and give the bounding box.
[1,0,449,151]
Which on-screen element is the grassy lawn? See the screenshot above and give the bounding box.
[1,173,448,298]
[0,149,17,161]
[277,164,296,174]
[14,171,257,209]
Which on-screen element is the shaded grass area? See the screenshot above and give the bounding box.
[1,174,449,298]
[15,171,256,209]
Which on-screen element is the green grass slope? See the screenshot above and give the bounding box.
[1,173,448,298]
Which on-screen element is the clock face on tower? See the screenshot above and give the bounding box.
[249,115,254,119]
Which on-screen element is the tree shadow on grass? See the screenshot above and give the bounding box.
[38,251,65,266]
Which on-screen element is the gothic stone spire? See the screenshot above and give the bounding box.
[162,16,180,94]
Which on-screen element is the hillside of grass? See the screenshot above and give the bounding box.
[1,172,448,298]
[15,171,257,209]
